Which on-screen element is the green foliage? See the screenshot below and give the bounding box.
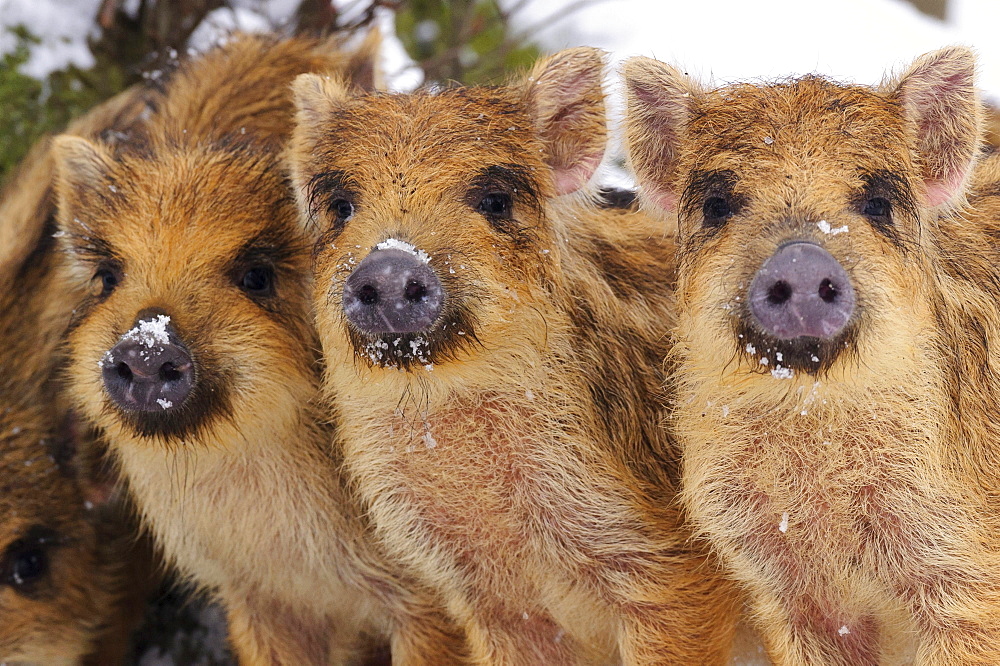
[0,2,541,183]
[0,26,129,185]
[395,0,540,85]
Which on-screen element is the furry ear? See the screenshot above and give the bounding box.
[291,73,352,142]
[521,47,608,196]
[0,139,57,279]
[890,46,982,208]
[289,73,353,230]
[343,26,384,92]
[623,56,702,212]
[51,135,116,232]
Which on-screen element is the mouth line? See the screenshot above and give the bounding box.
[104,363,234,442]
[345,307,481,371]
[732,316,857,376]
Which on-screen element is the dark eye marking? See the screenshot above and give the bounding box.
[239,265,275,296]
[329,198,354,224]
[703,196,732,223]
[2,526,57,594]
[853,170,913,247]
[477,192,512,219]
[467,164,540,240]
[231,231,303,304]
[680,169,745,231]
[307,170,356,236]
[92,261,123,299]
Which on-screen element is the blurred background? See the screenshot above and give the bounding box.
[3,0,1000,184]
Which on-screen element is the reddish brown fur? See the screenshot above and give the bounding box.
[51,34,465,665]
[624,48,1000,664]
[0,87,157,665]
[289,48,740,665]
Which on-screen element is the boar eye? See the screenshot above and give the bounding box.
[329,198,354,224]
[240,266,275,297]
[477,192,513,220]
[3,527,55,592]
[703,196,733,226]
[863,197,891,219]
[91,265,121,299]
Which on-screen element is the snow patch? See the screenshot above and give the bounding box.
[156,399,173,410]
[122,315,172,349]
[376,238,430,264]
[817,220,849,235]
[771,366,794,379]
[778,512,789,533]
[838,625,850,636]
[0,0,102,78]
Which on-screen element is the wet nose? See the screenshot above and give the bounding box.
[101,313,194,412]
[343,248,444,334]
[748,242,855,340]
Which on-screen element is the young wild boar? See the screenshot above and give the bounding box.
[0,86,158,665]
[624,47,1000,664]
[51,33,464,665]
[0,377,123,666]
[289,48,740,664]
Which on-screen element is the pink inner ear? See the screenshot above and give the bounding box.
[924,171,965,208]
[639,179,678,212]
[554,152,603,196]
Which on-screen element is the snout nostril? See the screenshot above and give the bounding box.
[767,280,793,306]
[357,284,379,306]
[116,362,133,381]
[404,280,428,303]
[818,279,838,303]
[159,363,182,383]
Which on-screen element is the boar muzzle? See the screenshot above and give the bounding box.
[101,313,194,413]
[343,247,444,334]
[748,241,855,340]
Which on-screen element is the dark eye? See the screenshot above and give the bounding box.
[3,528,55,592]
[863,196,891,219]
[91,266,121,298]
[240,266,274,296]
[703,196,733,226]
[477,192,513,220]
[330,198,354,223]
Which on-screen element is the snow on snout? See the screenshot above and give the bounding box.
[376,238,431,263]
[122,314,172,348]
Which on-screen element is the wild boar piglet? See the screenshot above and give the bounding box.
[289,47,741,665]
[625,47,1000,665]
[51,33,465,665]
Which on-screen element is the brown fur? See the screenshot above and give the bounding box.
[289,48,740,665]
[51,34,464,665]
[0,86,157,665]
[624,47,1000,664]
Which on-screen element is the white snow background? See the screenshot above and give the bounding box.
[0,0,990,663]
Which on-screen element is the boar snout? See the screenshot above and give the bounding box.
[748,241,855,340]
[343,247,444,334]
[101,313,194,412]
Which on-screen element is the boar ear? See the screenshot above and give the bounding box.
[51,135,115,229]
[0,139,56,279]
[289,74,353,228]
[521,47,608,196]
[291,73,352,138]
[623,57,702,212]
[343,27,384,92]
[891,46,983,208]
